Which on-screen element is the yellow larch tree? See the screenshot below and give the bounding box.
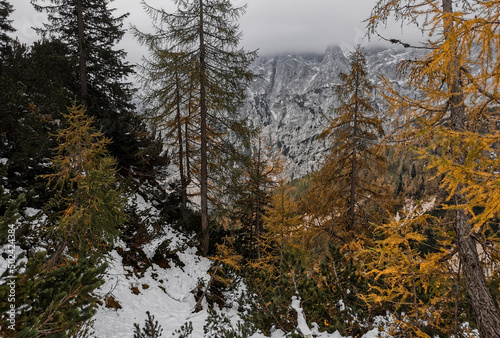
[367,0,500,335]
[359,197,461,336]
[304,46,388,246]
[45,102,126,266]
[258,180,304,277]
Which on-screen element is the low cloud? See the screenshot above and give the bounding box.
[11,0,423,64]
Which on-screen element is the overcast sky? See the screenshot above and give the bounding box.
[10,0,421,64]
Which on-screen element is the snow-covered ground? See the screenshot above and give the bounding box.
[91,194,390,338]
[93,246,213,337]
[92,239,388,338]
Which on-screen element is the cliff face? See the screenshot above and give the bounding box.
[241,46,423,179]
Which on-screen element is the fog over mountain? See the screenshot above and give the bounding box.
[11,0,422,64]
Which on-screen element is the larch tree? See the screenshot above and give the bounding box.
[260,179,303,276]
[136,0,257,255]
[358,197,459,336]
[45,102,126,266]
[238,140,279,259]
[135,40,199,210]
[306,46,387,243]
[0,102,124,335]
[367,0,500,335]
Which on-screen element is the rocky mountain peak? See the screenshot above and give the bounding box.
[242,45,424,179]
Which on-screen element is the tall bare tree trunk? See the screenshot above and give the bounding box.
[255,141,262,259]
[185,97,192,186]
[77,0,87,100]
[349,71,360,231]
[199,0,209,256]
[443,0,500,335]
[175,68,187,210]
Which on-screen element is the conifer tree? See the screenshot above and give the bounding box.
[0,252,106,337]
[31,0,158,171]
[0,40,75,205]
[359,198,459,336]
[133,311,163,338]
[136,46,198,210]
[259,180,303,274]
[219,138,282,259]
[136,0,257,255]
[243,182,303,332]
[241,141,280,255]
[0,0,14,51]
[45,102,126,265]
[368,0,500,335]
[31,0,132,105]
[306,46,387,243]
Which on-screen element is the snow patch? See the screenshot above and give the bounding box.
[291,296,312,336]
[24,207,40,217]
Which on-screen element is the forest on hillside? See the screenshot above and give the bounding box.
[1,0,500,337]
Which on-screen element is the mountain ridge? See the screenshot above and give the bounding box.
[241,45,424,179]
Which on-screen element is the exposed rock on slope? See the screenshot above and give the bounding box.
[241,46,424,179]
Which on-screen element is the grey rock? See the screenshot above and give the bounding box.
[241,45,425,179]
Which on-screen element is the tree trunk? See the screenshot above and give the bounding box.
[186,93,192,186]
[175,68,187,209]
[77,0,87,100]
[454,206,500,337]
[349,71,360,231]
[442,0,500,335]
[199,0,209,256]
[255,141,262,259]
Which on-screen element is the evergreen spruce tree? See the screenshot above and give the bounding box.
[133,311,163,338]
[368,0,500,335]
[0,0,14,52]
[136,0,257,255]
[31,0,160,171]
[31,0,132,106]
[0,40,75,209]
[306,46,387,243]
